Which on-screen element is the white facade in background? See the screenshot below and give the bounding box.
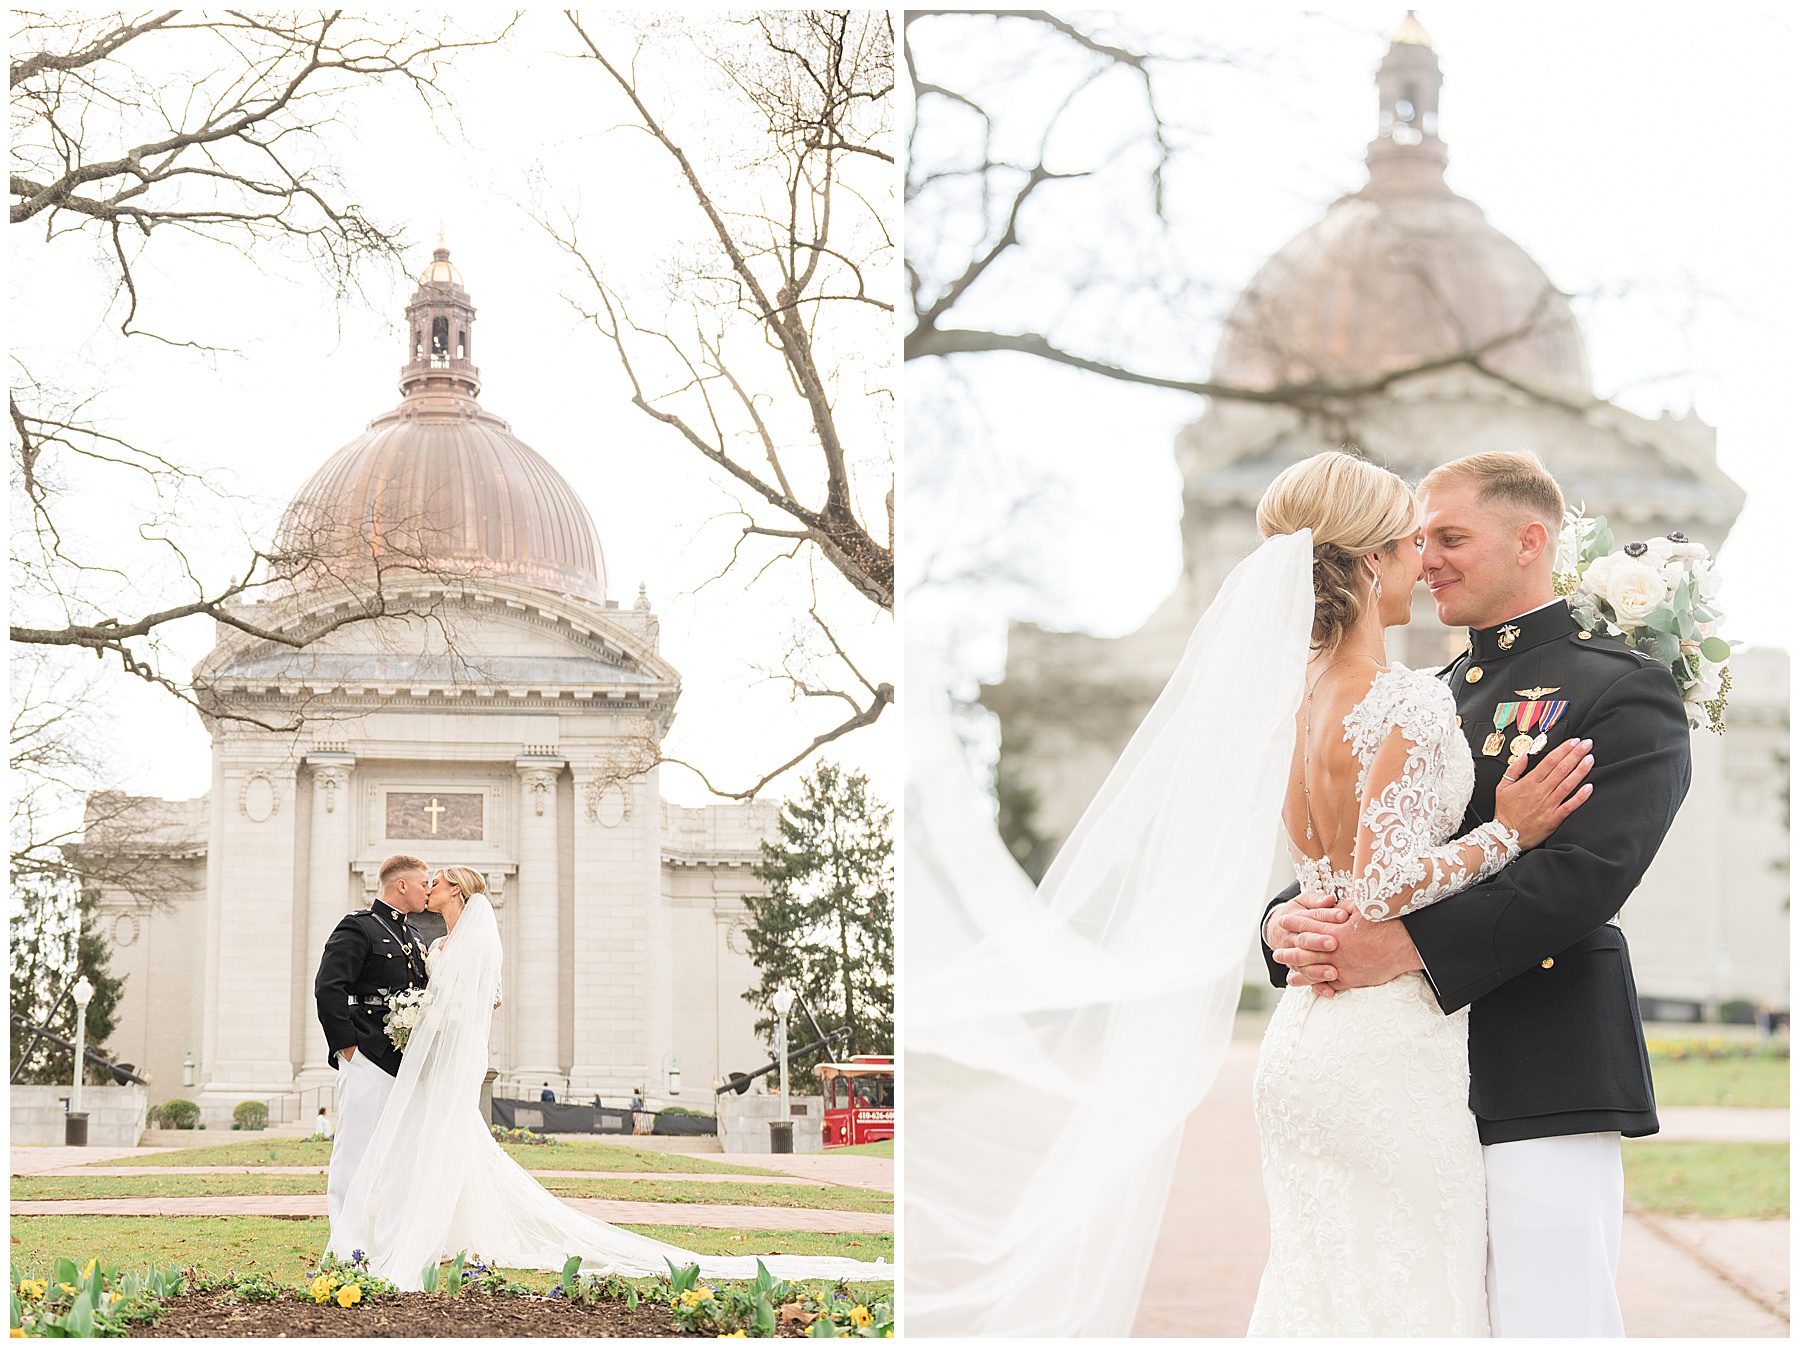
[90,249,787,1118]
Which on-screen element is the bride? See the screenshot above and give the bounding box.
[1245,454,1590,1336]
[329,865,893,1290]
[905,451,1589,1336]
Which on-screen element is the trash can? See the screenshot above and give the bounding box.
[769,1120,794,1154]
[64,1112,89,1147]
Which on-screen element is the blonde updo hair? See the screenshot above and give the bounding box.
[435,866,487,905]
[1256,451,1423,650]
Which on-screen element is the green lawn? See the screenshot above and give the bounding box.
[15,1173,891,1213]
[1649,1055,1789,1108]
[8,1216,893,1287]
[108,1137,779,1176]
[829,1140,893,1158]
[1624,1142,1788,1219]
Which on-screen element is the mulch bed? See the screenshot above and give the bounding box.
[133,1289,700,1338]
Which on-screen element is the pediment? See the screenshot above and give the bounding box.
[198,581,679,694]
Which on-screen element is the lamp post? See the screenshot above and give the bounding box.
[68,976,94,1146]
[770,987,795,1154]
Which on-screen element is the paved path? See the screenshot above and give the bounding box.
[1133,1040,1787,1336]
[1646,1108,1789,1143]
[12,1146,892,1192]
[9,1195,891,1234]
[14,1163,836,1188]
[752,1155,895,1194]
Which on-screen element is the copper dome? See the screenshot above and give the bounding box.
[1211,19,1591,398]
[275,249,607,603]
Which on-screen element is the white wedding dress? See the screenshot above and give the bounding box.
[1247,666,1518,1337]
[328,892,893,1290]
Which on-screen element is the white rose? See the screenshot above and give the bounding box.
[1582,553,1669,628]
[1693,560,1723,602]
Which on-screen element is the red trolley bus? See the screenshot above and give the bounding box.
[815,1055,895,1148]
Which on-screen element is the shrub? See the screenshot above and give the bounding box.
[1718,1000,1758,1025]
[231,1101,269,1131]
[147,1098,201,1130]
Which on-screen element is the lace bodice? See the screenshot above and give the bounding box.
[1291,665,1519,922]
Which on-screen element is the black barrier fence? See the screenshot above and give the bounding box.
[652,1111,718,1136]
[488,1099,718,1137]
[490,1099,635,1135]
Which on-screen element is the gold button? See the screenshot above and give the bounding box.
[1455,716,1462,727]
[1578,632,1592,640]
[1466,667,1483,684]
[1541,957,1554,969]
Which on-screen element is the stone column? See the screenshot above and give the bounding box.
[513,757,565,1088]
[300,753,355,1082]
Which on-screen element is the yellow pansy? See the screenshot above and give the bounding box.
[12,1325,28,1337]
[80,1260,97,1280]
[849,1304,873,1327]
[717,1333,746,1340]
[336,1283,362,1307]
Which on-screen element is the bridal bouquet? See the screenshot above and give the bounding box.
[383,987,432,1052]
[1554,508,1732,732]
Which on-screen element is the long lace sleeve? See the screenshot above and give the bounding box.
[1350,725,1519,921]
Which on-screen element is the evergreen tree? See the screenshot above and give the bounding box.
[743,762,893,1069]
[8,874,126,1085]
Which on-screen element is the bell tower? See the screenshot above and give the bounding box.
[400,243,481,402]
[1365,12,1449,192]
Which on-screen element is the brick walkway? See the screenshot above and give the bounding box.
[753,1155,894,1194]
[12,1147,894,1193]
[1133,1039,1787,1337]
[9,1194,890,1234]
[14,1161,835,1188]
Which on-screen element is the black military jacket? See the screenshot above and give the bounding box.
[1261,600,1692,1144]
[313,902,431,1078]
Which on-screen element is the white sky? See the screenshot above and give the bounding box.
[903,4,1797,724]
[11,12,896,810]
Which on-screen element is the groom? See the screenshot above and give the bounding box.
[314,853,432,1225]
[1263,450,1691,1337]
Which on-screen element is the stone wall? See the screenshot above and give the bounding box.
[718,1093,824,1154]
[12,1085,147,1147]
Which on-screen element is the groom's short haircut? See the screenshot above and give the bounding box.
[1419,450,1563,531]
[378,853,428,887]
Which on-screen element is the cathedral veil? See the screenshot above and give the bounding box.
[330,892,893,1290]
[905,529,1314,1336]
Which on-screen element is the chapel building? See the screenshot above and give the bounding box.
[983,15,1789,1017]
[90,249,778,1119]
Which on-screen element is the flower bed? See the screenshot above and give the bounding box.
[16,1248,896,1339]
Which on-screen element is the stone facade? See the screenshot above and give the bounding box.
[984,20,1789,1015]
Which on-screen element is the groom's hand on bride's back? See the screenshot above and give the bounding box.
[1273,894,1423,996]
[1267,891,1350,996]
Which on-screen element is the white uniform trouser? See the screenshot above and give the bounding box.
[326,1050,396,1227]
[1485,1132,1625,1337]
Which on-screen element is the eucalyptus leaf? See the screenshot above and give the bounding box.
[1700,637,1731,663]
[1644,609,1678,634]
[1590,517,1614,558]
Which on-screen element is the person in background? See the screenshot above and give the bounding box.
[312,1106,334,1140]
[540,1082,556,1104]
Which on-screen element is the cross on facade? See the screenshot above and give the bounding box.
[425,797,446,833]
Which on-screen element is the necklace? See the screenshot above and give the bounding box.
[1301,653,1382,842]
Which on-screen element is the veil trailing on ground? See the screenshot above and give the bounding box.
[330,893,893,1290]
[904,529,1314,1337]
